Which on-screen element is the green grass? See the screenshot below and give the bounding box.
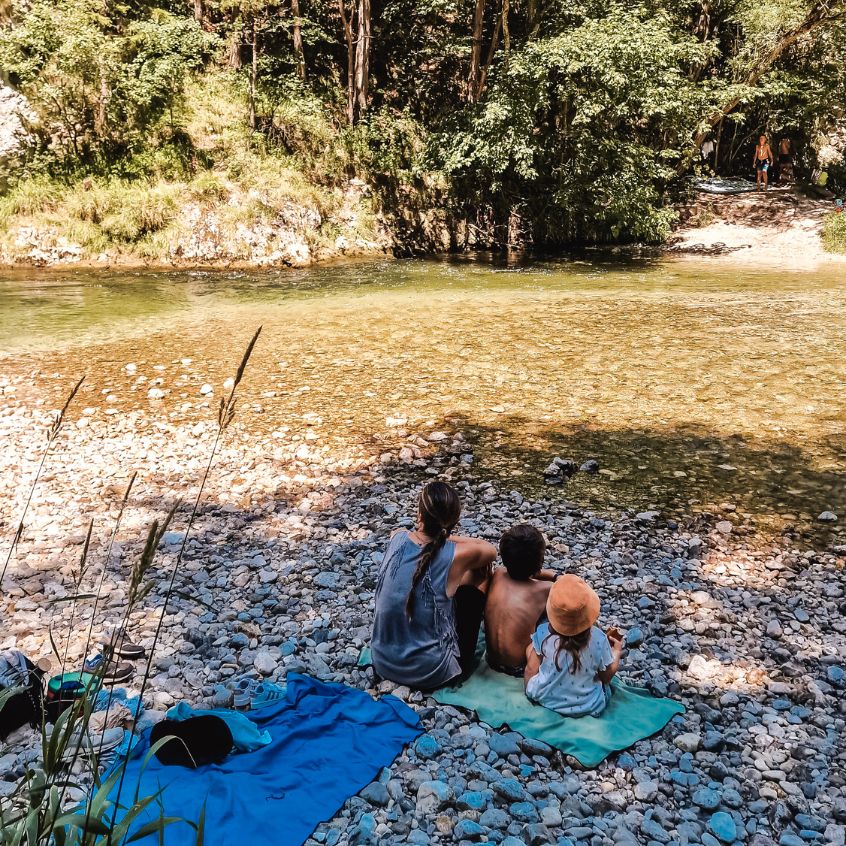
[0,72,384,264]
[822,210,846,253]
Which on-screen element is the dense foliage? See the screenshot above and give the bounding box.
[1,0,844,245]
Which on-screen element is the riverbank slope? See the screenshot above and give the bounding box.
[669,186,845,269]
[2,386,845,844]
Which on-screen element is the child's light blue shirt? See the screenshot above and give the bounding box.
[526,623,613,717]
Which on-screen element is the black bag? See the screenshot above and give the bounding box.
[150,716,234,769]
[0,655,46,739]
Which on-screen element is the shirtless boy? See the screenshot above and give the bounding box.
[753,135,774,191]
[485,524,558,676]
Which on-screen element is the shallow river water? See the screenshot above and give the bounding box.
[2,255,845,542]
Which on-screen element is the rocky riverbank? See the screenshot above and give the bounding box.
[1,382,845,846]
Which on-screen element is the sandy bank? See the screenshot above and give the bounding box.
[668,186,845,269]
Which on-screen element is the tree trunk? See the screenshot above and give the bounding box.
[501,0,510,59]
[249,19,258,131]
[526,0,538,34]
[338,0,355,125]
[477,10,502,99]
[193,0,203,25]
[96,73,109,137]
[467,0,485,101]
[227,10,242,69]
[353,0,371,119]
[291,0,306,80]
[713,117,724,173]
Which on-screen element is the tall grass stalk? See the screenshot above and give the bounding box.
[1,330,261,845]
[109,326,262,840]
[0,510,180,846]
[0,376,84,590]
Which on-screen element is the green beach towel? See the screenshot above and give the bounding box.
[434,656,684,767]
[359,647,683,767]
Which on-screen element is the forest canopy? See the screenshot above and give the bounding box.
[0,0,844,245]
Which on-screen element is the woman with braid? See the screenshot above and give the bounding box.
[371,481,497,689]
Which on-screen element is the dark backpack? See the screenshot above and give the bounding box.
[0,656,46,739]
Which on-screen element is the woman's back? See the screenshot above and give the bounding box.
[526,623,612,717]
[371,530,460,689]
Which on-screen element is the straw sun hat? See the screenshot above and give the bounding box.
[546,574,601,636]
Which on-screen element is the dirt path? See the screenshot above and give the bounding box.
[669,185,844,269]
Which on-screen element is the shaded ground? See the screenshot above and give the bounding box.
[671,187,843,267]
[1,388,845,845]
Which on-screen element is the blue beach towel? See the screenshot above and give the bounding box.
[111,673,421,846]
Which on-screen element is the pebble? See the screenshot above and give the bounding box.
[360,782,390,807]
[634,781,659,801]
[416,781,453,814]
[413,735,441,760]
[709,813,737,844]
[675,733,701,753]
[692,788,721,811]
[766,619,783,639]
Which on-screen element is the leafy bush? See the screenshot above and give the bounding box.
[434,9,715,245]
[822,211,846,253]
[0,0,216,171]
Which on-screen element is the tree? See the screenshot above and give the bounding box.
[291,0,306,79]
[681,0,846,169]
[338,0,371,124]
[0,0,214,168]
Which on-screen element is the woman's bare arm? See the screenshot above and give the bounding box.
[446,536,497,596]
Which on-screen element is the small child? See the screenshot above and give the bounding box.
[485,524,557,676]
[524,575,623,717]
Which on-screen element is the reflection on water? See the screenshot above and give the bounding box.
[1,255,845,543]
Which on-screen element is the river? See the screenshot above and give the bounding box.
[1,255,844,544]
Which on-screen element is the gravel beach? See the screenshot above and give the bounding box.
[1,378,845,846]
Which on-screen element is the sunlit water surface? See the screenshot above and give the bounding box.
[2,255,844,543]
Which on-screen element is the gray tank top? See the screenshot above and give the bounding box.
[371,530,460,689]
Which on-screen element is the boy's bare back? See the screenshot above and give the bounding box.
[485,568,553,669]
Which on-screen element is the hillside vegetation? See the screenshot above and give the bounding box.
[0,0,844,264]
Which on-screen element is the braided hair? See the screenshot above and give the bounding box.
[405,481,462,620]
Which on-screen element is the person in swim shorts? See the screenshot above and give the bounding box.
[753,135,773,191]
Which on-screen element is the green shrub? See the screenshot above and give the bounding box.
[0,178,63,224]
[0,0,216,172]
[190,170,230,202]
[822,210,846,253]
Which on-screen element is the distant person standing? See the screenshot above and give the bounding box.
[778,137,794,183]
[700,136,716,173]
[753,135,773,191]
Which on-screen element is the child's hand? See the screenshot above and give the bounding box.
[612,638,624,657]
[606,626,623,644]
